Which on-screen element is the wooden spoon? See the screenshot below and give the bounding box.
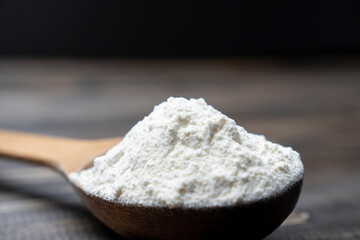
[0,129,303,240]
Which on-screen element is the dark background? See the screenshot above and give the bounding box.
[1,0,360,56]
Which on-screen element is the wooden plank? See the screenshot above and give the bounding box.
[0,57,359,239]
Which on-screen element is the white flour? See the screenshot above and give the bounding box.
[69,97,303,208]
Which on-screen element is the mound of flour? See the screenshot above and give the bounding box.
[69,97,303,208]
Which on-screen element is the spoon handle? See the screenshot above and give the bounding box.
[0,129,121,175]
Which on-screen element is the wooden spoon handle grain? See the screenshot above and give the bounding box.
[0,129,121,175]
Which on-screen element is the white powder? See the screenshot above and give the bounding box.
[69,97,303,208]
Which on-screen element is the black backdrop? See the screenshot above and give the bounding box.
[1,0,360,55]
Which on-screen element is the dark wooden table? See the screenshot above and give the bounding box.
[0,57,359,240]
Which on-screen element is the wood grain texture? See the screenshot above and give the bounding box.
[0,57,359,239]
[0,129,121,174]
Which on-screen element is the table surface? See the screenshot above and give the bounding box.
[0,57,359,240]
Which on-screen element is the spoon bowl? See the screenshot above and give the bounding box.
[74,178,302,240]
[0,129,303,240]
